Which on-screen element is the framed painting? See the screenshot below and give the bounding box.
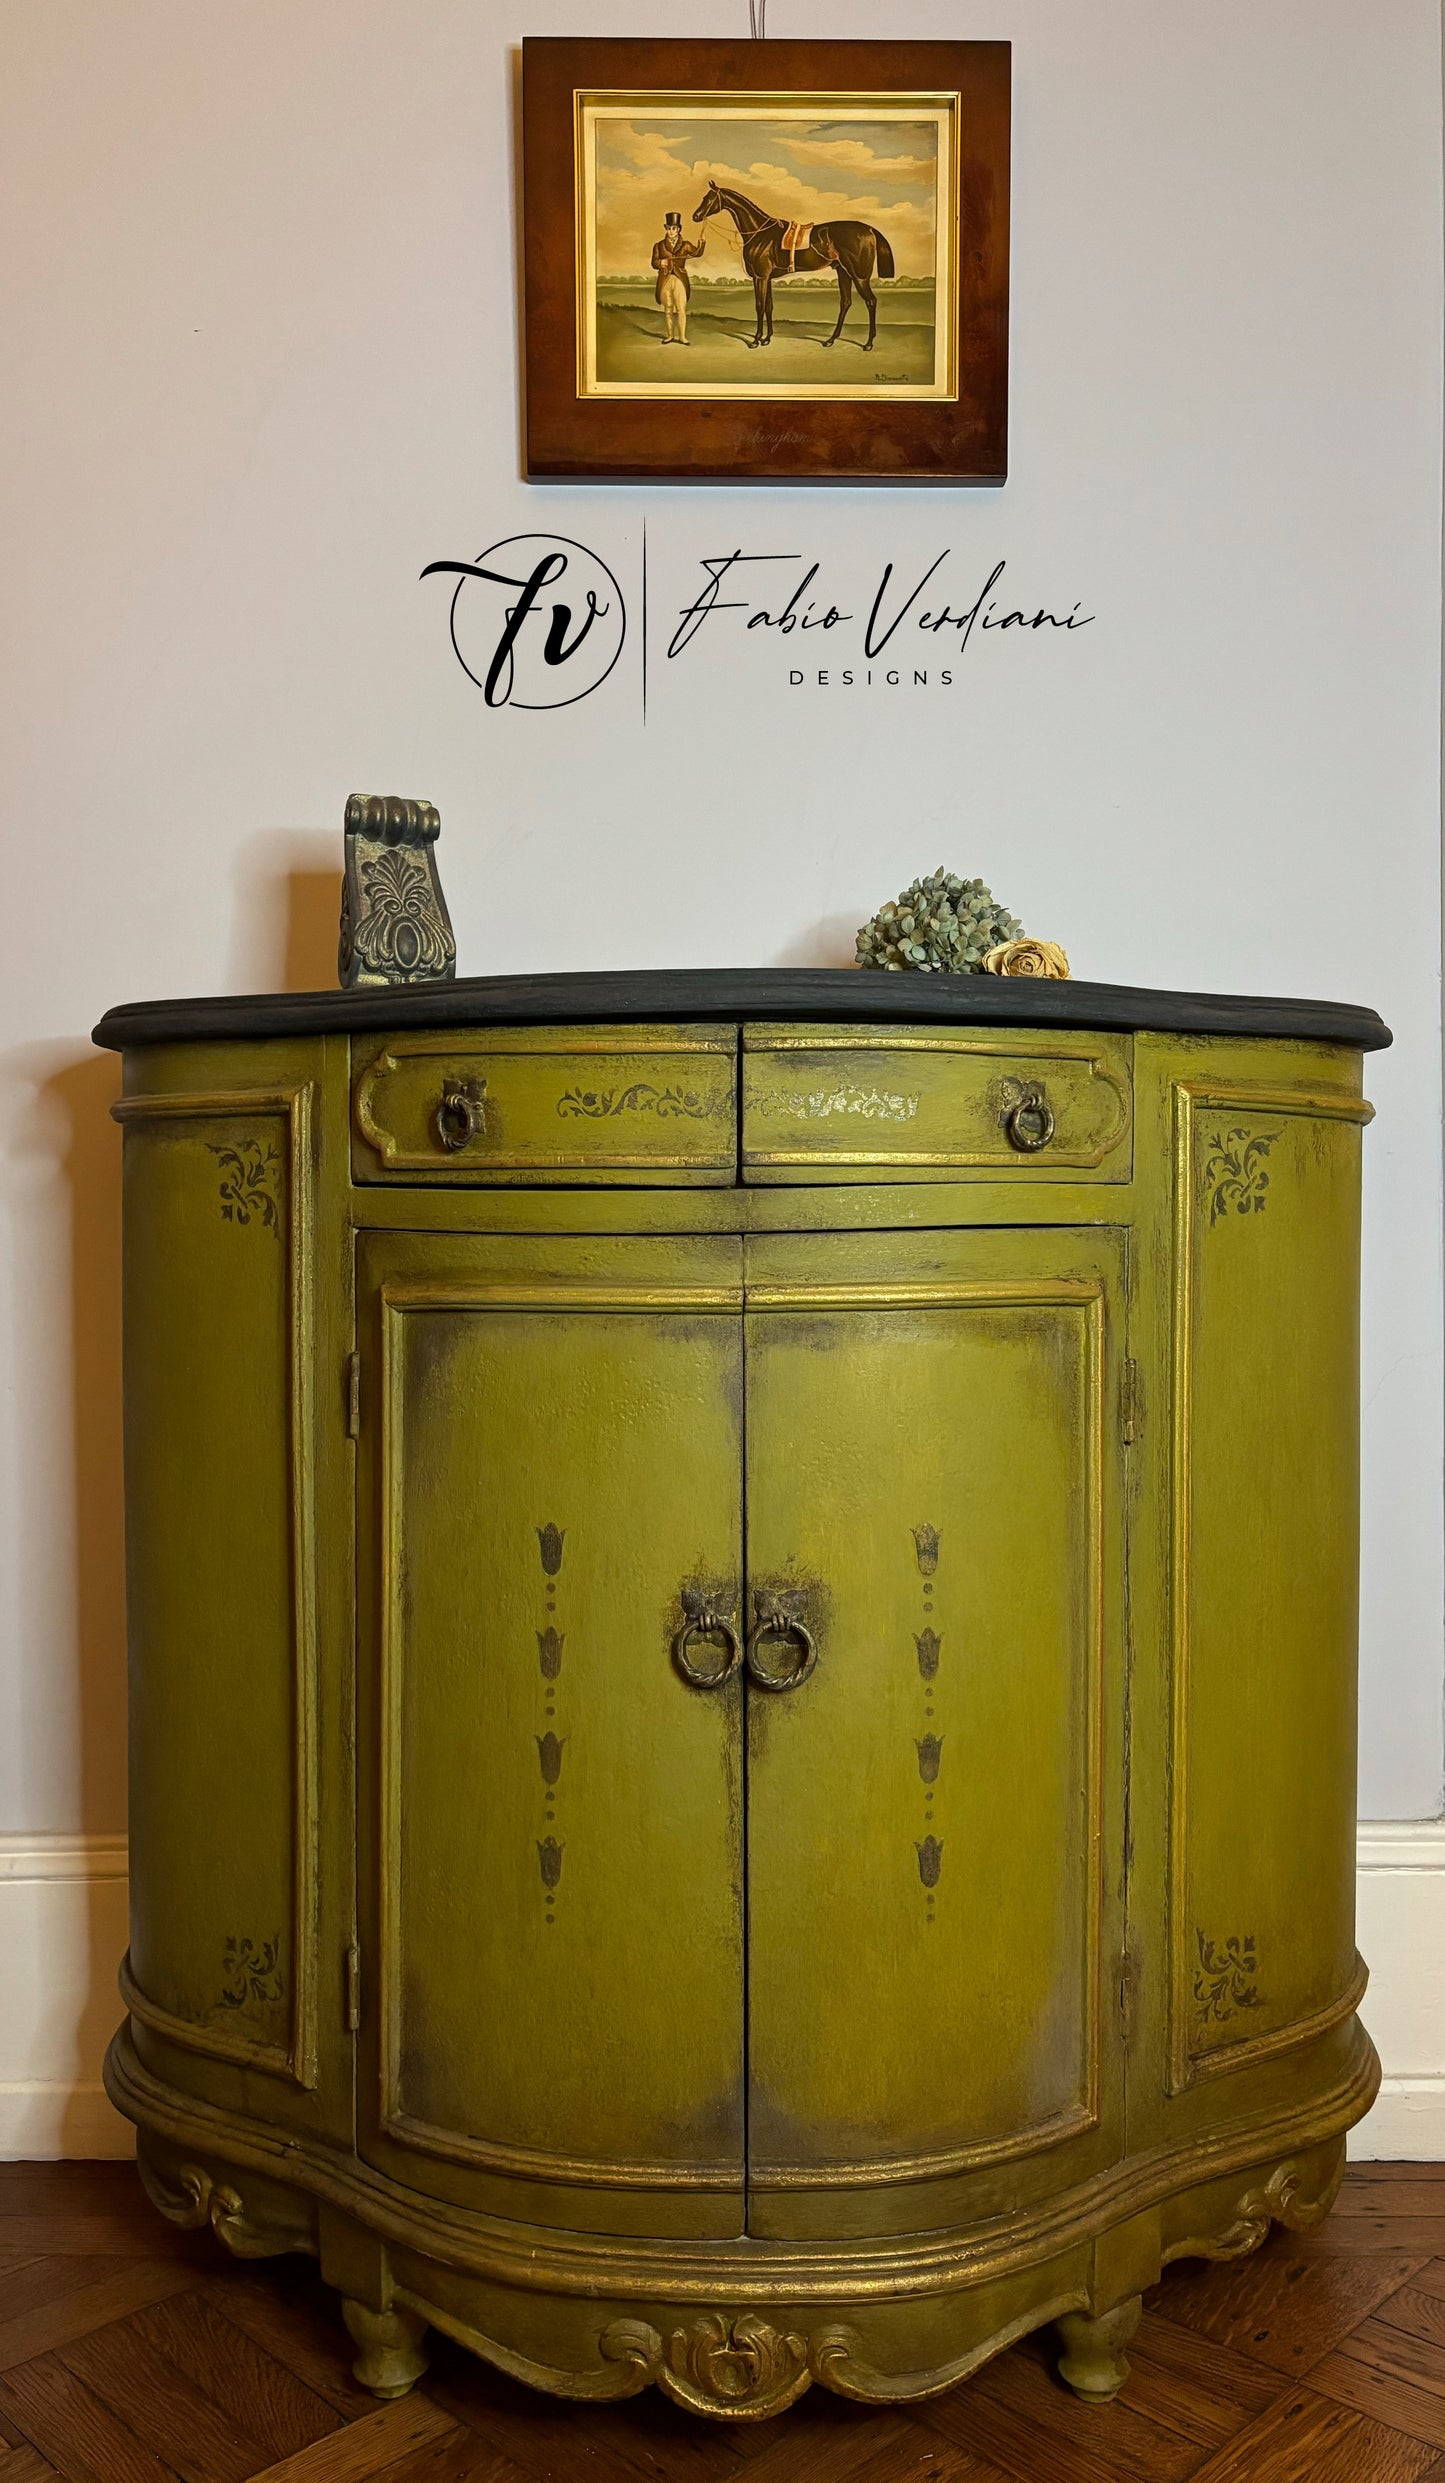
[522,39,1010,484]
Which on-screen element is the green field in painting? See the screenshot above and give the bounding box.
[594,280,937,390]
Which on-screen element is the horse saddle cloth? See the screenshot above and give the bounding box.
[781,219,813,265]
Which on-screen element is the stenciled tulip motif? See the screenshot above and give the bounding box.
[536,1627,565,1681]
[915,1835,944,1890]
[915,1733,944,1785]
[536,1731,566,1787]
[915,1629,942,1682]
[537,1522,566,1577]
[537,1836,565,1891]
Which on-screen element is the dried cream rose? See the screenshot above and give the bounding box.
[982,938,1071,980]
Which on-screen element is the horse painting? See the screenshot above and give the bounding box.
[691,181,895,351]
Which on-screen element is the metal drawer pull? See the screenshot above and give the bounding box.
[1003,1082,1055,1153]
[673,1592,742,1689]
[435,1077,488,1152]
[746,1590,818,1692]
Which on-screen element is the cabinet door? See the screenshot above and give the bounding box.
[743,1227,1127,2240]
[355,1233,745,2238]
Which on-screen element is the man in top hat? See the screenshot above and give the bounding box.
[651,210,705,345]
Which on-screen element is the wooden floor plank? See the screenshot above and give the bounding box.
[1181,2387,1438,2483]
[1116,2308,1280,2444]
[0,2261,198,2377]
[1310,2317,1445,2450]
[127,2293,342,2467]
[0,2447,64,2483]
[1148,2240,1429,2377]
[919,2333,1205,2483]
[193,2276,376,2422]
[0,2350,184,2483]
[58,2316,271,2482]
[244,2400,457,2483]
[376,2437,547,2483]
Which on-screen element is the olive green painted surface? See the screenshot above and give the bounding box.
[743,1227,1125,2239]
[741,1026,1133,1183]
[123,1096,301,2073]
[352,1024,737,1186]
[1172,1092,1362,2088]
[110,1016,1378,2412]
[1122,1033,1371,2158]
[355,1232,746,2237]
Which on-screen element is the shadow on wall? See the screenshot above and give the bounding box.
[1,836,343,2155]
[226,827,343,993]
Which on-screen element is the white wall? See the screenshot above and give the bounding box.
[0,1,1440,2145]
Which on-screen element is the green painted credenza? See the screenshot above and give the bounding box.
[95,968,1389,2420]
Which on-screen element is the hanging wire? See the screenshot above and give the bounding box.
[748,0,767,35]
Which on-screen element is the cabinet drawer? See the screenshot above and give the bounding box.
[741,1026,1133,1182]
[352,1025,738,1185]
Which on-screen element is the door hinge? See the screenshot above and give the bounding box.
[344,1942,362,2033]
[1117,1950,1139,2047]
[1121,1356,1143,1446]
[346,1352,361,1439]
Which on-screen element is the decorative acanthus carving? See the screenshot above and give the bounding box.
[1200,2155,1345,2262]
[207,1138,282,1231]
[599,2315,813,2418]
[136,2156,281,2259]
[1201,1127,1281,1225]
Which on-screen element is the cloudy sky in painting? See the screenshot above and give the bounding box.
[592,115,938,279]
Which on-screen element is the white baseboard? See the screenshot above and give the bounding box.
[1,1824,1442,2161]
[1350,1817,1445,2158]
[0,1834,133,2159]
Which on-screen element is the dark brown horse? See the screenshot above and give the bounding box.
[692,181,895,351]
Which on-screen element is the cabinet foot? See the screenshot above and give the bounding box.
[1054,2297,1141,2404]
[342,2300,430,2399]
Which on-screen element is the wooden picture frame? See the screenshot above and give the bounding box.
[522,38,1010,485]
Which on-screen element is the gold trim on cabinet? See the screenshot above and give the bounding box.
[372,1272,746,2187]
[112,1083,319,2089]
[107,2014,1379,2304]
[742,1030,1132,1172]
[744,1269,1110,2175]
[353,1027,737,1176]
[1167,1081,1368,2096]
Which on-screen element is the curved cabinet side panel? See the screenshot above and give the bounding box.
[119,1080,317,2090]
[1168,1079,1368,2095]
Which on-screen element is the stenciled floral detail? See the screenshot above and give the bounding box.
[537,1523,566,1577]
[916,1732,944,1784]
[915,1835,944,1890]
[915,1628,942,1682]
[1201,1128,1281,1227]
[912,1524,941,1577]
[537,1836,564,1891]
[556,1083,714,1121]
[207,1138,282,1231]
[536,1626,564,1681]
[750,1086,920,1123]
[1194,1929,1263,2027]
[351,847,455,982]
[216,1934,284,2015]
[535,1730,566,1786]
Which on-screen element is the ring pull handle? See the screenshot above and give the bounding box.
[435,1077,488,1153]
[746,1589,818,1692]
[673,1590,743,1690]
[1003,1081,1055,1154]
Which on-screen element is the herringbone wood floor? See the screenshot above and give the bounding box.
[2,2165,1445,2480]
